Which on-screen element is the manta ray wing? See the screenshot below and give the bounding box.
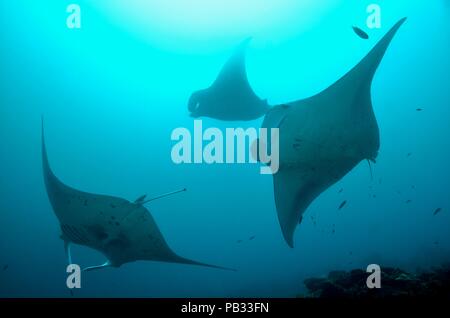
[42,119,234,271]
[188,38,269,121]
[266,18,407,247]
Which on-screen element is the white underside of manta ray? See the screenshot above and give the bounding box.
[41,119,234,272]
[261,18,407,248]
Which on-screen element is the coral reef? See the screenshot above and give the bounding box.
[303,265,450,298]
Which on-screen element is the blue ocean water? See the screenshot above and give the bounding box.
[0,0,449,297]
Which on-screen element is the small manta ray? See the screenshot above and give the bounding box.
[42,119,233,272]
[259,18,407,247]
[188,38,270,121]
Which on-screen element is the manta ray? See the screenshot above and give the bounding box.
[260,18,407,247]
[42,120,233,271]
[188,38,270,121]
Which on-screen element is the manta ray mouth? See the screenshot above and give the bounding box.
[188,91,201,112]
[188,102,200,113]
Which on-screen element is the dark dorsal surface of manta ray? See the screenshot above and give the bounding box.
[41,120,233,272]
[261,18,407,248]
[188,38,270,121]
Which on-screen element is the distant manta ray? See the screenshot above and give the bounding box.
[260,18,407,247]
[188,38,270,121]
[42,119,234,272]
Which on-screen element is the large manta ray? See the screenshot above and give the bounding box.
[261,18,407,247]
[188,38,269,121]
[42,120,233,271]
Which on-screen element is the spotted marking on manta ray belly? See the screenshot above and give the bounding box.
[87,224,108,241]
[106,233,131,250]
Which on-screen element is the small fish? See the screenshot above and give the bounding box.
[433,208,442,216]
[372,194,377,198]
[249,236,256,241]
[416,108,423,111]
[338,188,343,193]
[2,265,8,271]
[352,26,369,39]
[405,200,412,204]
[236,240,242,244]
[338,200,347,210]
[407,153,412,157]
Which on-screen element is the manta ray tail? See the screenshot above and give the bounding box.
[171,255,236,272]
